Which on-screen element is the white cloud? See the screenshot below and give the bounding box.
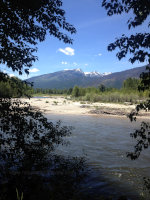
[29,68,39,73]
[61,61,68,65]
[85,64,88,66]
[58,47,75,56]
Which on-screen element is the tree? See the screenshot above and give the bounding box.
[102,0,150,193]
[0,76,33,97]
[0,100,86,200]
[102,0,150,64]
[102,0,150,157]
[72,86,80,97]
[98,84,106,92]
[0,1,87,199]
[0,98,71,174]
[0,0,76,75]
[123,77,140,91]
[67,88,73,95]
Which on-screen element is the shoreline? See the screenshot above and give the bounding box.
[21,96,150,120]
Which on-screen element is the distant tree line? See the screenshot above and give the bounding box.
[1,77,149,104]
[34,87,73,95]
[31,77,149,103]
[70,78,149,103]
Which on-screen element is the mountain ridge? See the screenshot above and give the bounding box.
[27,65,147,89]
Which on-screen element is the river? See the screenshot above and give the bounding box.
[47,114,150,199]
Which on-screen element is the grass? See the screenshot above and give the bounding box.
[16,188,23,200]
[53,101,58,105]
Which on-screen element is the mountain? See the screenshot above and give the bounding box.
[27,65,147,89]
[64,68,112,77]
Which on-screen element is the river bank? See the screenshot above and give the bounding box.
[21,96,150,119]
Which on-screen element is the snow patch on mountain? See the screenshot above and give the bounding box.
[84,71,102,77]
[75,68,83,73]
[63,68,112,77]
[102,72,112,76]
[84,71,112,77]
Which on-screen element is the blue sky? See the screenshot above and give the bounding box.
[2,0,149,79]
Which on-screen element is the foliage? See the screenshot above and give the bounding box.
[70,82,147,103]
[127,121,150,160]
[33,87,73,95]
[32,79,149,103]
[102,0,150,193]
[123,77,140,91]
[0,0,89,199]
[0,0,76,75]
[102,0,150,156]
[0,98,71,174]
[127,66,150,159]
[139,66,150,92]
[0,98,87,199]
[102,0,150,64]
[0,76,33,98]
[98,84,106,92]
[53,100,58,105]
[29,78,148,104]
[83,92,140,103]
[72,86,80,97]
[0,156,86,200]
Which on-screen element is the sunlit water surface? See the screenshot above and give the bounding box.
[46,114,150,199]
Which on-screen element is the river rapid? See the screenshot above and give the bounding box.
[47,114,150,199]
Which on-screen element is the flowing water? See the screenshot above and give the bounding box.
[47,114,150,199]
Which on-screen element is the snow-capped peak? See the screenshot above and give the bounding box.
[63,68,112,77]
[102,72,112,76]
[84,71,102,77]
[84,71,112,77]
[74,68,83,73]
